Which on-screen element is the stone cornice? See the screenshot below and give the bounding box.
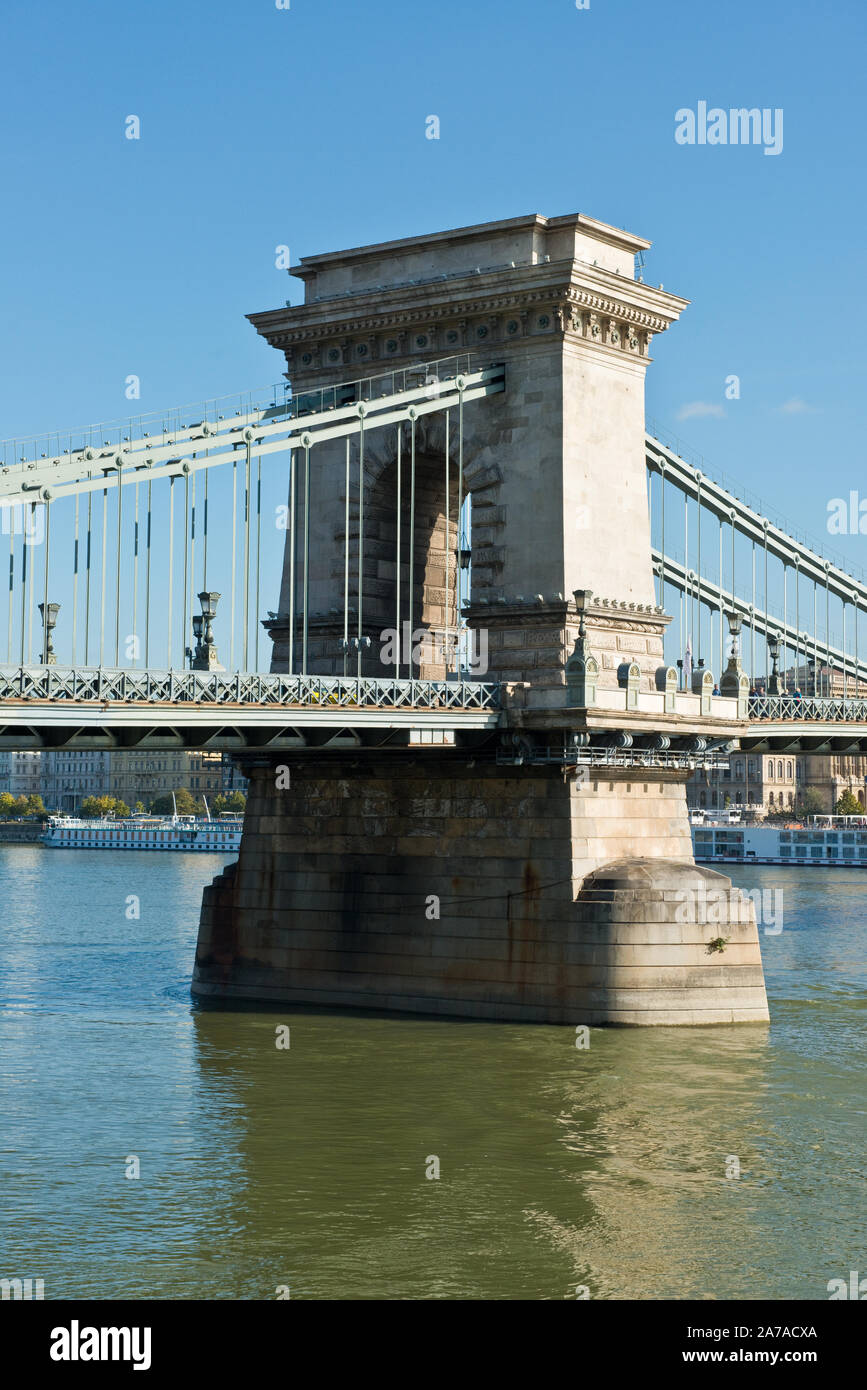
[463,595,671,634]
[247,260,686,362]
[250,286,568,345]
[249,286,673,347]
[565,285,671,333]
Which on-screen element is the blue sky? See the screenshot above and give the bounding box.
[1,0,865,663]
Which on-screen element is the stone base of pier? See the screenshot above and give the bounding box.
[192,757,770,1025]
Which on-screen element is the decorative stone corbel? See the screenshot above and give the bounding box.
[617,660,641,709]
[655,665,678,713]
[692,667,714,715]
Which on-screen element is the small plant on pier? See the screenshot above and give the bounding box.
[706,936,730,955]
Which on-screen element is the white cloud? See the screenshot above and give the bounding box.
[776,397,814,415]
[675,402,725,421]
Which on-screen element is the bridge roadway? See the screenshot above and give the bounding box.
[738,695,867,753]
[0,667,501,752]
[3,666,867,756]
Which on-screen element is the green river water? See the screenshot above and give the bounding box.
[0,847,864,1300]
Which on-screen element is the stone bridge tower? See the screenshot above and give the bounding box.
[249,213,685,699]
[193,214,769,1027]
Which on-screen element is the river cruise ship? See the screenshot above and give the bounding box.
[42,814,243,852]
[691,814,867,867]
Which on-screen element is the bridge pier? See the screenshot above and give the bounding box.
[193,752,768,1023]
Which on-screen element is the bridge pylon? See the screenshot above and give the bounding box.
[193,214,769,1025]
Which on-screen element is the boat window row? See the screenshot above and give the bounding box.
[779,845,867,858]
[780,830,867,844]
[694,827,867,860]
[50,828,239,842]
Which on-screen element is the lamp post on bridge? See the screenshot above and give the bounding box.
[187,592,224,671]
[767,631,783,696]
[720,610,747,699]
[38,601,60,666]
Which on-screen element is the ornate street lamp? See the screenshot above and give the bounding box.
[767,631,782,696]
[190,592,224,671]
[720,609,747,700]
[38,601,60,665]
[187,615,203,669]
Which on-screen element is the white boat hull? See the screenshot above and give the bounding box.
[42,818,242,852]
[692,821,867,867]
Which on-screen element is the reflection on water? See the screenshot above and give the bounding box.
[0,849,863,1299]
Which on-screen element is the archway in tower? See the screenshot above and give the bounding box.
[362,450,464,679]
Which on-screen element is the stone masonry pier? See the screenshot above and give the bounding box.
[195,752,768,1025]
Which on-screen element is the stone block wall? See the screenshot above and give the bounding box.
[193,756,769,1025]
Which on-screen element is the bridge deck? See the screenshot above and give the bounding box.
[4,667,867,752]
[0,666,501,749]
